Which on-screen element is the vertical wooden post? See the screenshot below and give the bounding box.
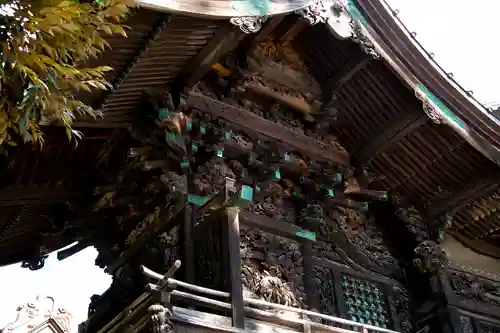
[301,240,318,311]
[226,207,245,329]
[183,204,195,285]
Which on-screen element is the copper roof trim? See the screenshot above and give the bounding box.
[351,0,500,166]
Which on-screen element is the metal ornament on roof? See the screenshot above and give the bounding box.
[295,0,379,58]
[1,296,72,333]
[230,16,268,34]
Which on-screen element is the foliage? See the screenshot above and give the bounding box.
[0,0,134,145]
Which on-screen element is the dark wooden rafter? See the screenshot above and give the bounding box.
[448,230,500,260]
[98,13,171,110]
[425,174,500,221]
[321,52,372,109]
[173,24,247,90]
[352,111,427,165]
[186,91,350,166]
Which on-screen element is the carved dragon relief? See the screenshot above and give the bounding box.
[449,271,500,307]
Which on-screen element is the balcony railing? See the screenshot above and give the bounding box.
[133,261,401,333]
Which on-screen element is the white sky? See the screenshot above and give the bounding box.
[0,245,111,332]
[1,1,499,332]
[385,0,500,107]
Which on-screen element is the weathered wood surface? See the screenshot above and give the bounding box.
[187,91,350,166]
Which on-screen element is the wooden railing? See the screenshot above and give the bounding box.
[137,261,401,333]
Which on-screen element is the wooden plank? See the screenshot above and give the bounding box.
[322,53,372,107]
[352,112,427,165]
[226,207,245,328]
[187,91,350,166]
[176,24,246,89]
[425,175,500,220]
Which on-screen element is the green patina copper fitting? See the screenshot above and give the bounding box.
[347,0,368,25]
[417,84,466,129]
[231,0,271,16]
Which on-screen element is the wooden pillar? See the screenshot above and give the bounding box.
[182,204,195,285]
[301,241,320,312]
[226,207,245,328]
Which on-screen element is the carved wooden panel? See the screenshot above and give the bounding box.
[193,220,226,291]
[312,264,338,321]
[477,321,500,333]
[460,316,474,333]
[240,228,304,307]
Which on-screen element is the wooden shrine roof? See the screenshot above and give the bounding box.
[1,1,500,267]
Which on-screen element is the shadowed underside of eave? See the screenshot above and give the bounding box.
[2,6,500,267]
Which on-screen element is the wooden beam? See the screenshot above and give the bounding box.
[426,175,500,220]
[226,207,245,328]
[175,24,246,89]
[352,112,427,165]
[322,53,372,108]
[187,91,350,166]
[239,210,310,241]
[448,231,500,260]
[107,198,186,274]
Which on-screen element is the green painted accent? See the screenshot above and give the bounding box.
[328,188,335,197]
[191,144,198,153]
[296,230,316,241]
[200,126,206,135]
[180,161,189,168]
[340,275,390,329]
[417,84,466,129]
[224,131,232,141]
[158,108,169,120]
[274,169,281,179]
[186,120,192,130]
[165,131,179,142]
[255,185,261,193]
[347,0,368,25]
[217,148,224,157]
[232,0,271,16]
[188,194,210,206]
[240,185,254,201]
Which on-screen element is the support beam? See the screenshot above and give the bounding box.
[107,197,186,274]
[426,175,500,221]
[226,207,245,328]
[187,91,350,166]
[322,53,372,108]
[352,112,427,165]
[174,24,247,90]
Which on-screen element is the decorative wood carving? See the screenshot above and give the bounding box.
[1,296,71,333]
[148,304,174,333]
[392,286,412,333]
[312,265,337,320]
[240,228,304,307]
[331,208,398,271]
[413,240,448,273]
[460,316,474,333]
[449,271,500,307]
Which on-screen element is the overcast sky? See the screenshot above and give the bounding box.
[0,245,111,332]
[385,0,499,107]
[0,0,497,331]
